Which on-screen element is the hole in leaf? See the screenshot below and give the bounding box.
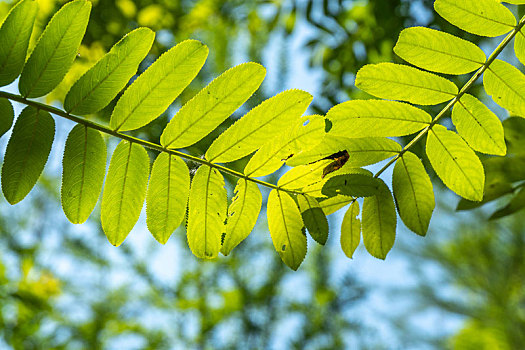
[281,244,286,251]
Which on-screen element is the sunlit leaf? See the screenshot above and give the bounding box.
[322,173,380,198]
[514,28,525,66]
[319,195,353,216]
[278,160,332,190]
[484,59,525,117]
[340,201,360,259]
[297,194,328,245]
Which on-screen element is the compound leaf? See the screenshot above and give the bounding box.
[297,194,328,245]
[340,201,360,259]
[484,59,525,117]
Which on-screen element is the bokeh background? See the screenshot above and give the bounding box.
[0,0,524,349]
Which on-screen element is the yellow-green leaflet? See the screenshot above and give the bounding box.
[327,100,431,138]
[297,195,328,245]
[221,179,262,256]
[319,195,353,216]
[161,62,266,149]
[302,167,372,198]
[515,29,525,66]
[434,0,515,37]
[61,125,107,224]
[267,190,306,271]
[355,63,458,105]
[18,0,91,98]
[484,59,525,117]
[322,174,381,198]
[110,40,208,132]
[278,160,332,190]
[146,153,190,244]
[362,180,396,260]
[0,0,38,87]
[1,106,55,204]
[394,27,486,75]
[340,201,360,259]
[244,115,325,177]
[101,141,150,246]
[0,98,14,138]
[426,125,484,201]
[501,0,525,4]
[64,28,155,115]
[392,152,435,236]
[206,89,312,163]
[187,166,227,259]
[452,94,506,156]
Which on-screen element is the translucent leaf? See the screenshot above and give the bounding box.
[267,190,306,270]
[392,152,435,236]
[501,0,525,4]
[322,173,380,198]
[297,194,328,245]
[490,187,525,220]
[355,63,458,105]
[0,98,14,138]
[327,100,431,138]
[426,125,484,201]
[206,89,312,163]
[101,141,150,246]
[394,27,486,75]
[161,62,266,149]
[146,153,190,244]
[340,201,360,259]
[64,28,155,115]
[221,179,262,256]
[483,59,525,117]
[452,94,506,155]
[319,195,353,216]
[110,40,208,132]
[244,115,325,177]
[362,180,396,260]
[302,167,372,198]
[187,166,227,259]
[434,0,515,37]
[62,125,106,224]
[1,107,54,204]
[278,160,332,190]
[0,0,38,87]
[516,28,525,66]
[18,0,91,98]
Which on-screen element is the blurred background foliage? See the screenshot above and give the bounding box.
[0,0,524,349]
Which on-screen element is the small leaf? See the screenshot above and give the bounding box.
[394,27,486,75]
[515,28,525,66]
[322,173,380,198]
[0,0,38,87]
[19,0,91,98]
[426,125,484,201]
[146,153,190,244]
[355,63,458,105]
[64,27,155,115]
[1,107,55,204]
[278,160,332,190]
[206,89,312,163]
[161,62,266,149]
[267,190,306,270]
[392,152,435,236]
[110,39,208,132]
[62,125,106,224]
[0,98,14,138]
[340,201,360,259]
[297,195,328,245]
[319,195,354,216]
[221,179,262,256]
[327,100,431,138]
[484,59,525,117]
[362,180,396,260]
[101,141,150,246]
[490,187,525,220]
[434,0,515,37]
[187,166,227,259]
[452,94,506,155]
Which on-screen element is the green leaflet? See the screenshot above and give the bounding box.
[340,201,360,259]
[110,40,208,132]
[206,89,312,163]
[484,59,525,117]
[515,29,525,67]
[187,165,227,259]
[394,27,486,75]
[392,152,435,236]
[0,0,38,87]
[434,0,515,37]
[302,167,372,198]
[18,0,91,98]
[452,94,506,156]
[146,153,190,244]
[101,141,150,246]
[278,160,332,190]
[319,195,353,216]
[244,115,325,177]
[221,179,262,256]
[355,63,458,105]
[502,0,525,4]
[161,62,266,149]
[322,174,380,198]
[0,98,14,138]
[64,28,155,115]
[426,125,484,201]
[490,187,525,220]
[267,190,306,271]
[362,180,396,260]
[327,100,431,138]
[297,195,328,245]
[61,125,106,224]
[1,106,55,204]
